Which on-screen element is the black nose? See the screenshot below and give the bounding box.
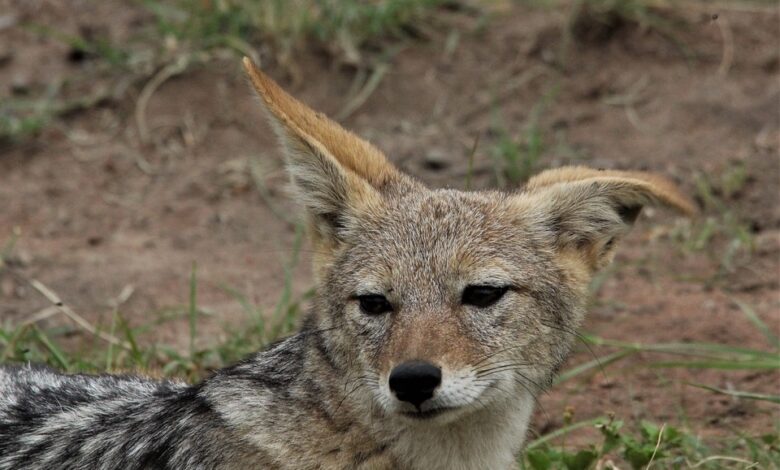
[388,360,442,407]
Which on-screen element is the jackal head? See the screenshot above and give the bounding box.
[243,59,694,425]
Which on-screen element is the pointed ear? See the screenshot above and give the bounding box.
[242,58,406,251]
[242,57,402,189]
[522,166,695,271]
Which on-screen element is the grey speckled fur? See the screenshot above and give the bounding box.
[0,333,360,469]
[0,61,693,470]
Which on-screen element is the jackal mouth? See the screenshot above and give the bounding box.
[400,407,453,420]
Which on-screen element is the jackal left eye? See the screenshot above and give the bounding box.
[356,294,393,315]
[461,285,509,308]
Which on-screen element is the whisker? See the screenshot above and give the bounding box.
[538,320,610,382]
[334,380,369,415]
[472,344,529,368]
[475,361,541,377]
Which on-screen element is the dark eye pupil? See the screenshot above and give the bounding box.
[462,285,508,308]
[358,295,393,315]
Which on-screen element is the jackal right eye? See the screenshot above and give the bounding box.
[461,285,509,308]
[356,294,393,315]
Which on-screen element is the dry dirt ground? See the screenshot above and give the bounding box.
[1,0,778,445]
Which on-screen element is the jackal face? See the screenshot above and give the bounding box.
[243,59,693,426]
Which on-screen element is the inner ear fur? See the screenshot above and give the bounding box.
[242,57,402,190]
[242,58,411,254]
[522,166,695,270]
[525,166,696,216]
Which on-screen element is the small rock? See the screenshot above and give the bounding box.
[11,74,30,95]
[11,249,32,267]
[14,285,26,298]
[754,229,780,255]
[0,49,12,68]
[0,14,18,32]
[1,278,14,297]
[422,149,451,171]
[755,125,779,151]
[598,377,616,389]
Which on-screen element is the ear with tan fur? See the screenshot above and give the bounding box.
[242,58,402,189]
[522,166,695,271]
[242,58,404,252]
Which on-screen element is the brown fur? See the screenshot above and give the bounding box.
[239,59,693,469]
[1,59,694,470]
[243,58,401,188]
[524,166,696,216]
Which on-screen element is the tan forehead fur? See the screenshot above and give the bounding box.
[524,166,697,215]
[242,58,398,188]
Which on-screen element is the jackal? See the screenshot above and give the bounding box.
[0,58,694,470]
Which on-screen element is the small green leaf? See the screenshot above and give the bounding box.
[562,448,598,470]
[597,419,623,454]
[623,438,657,469]
[640,421,660,443]
[526,448,554,470]
[760,434,778,446]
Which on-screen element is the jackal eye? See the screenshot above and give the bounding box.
[357,294,393,315]
[461,285,509,308]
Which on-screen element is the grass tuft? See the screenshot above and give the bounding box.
[1,0,448,143]
[142,0,447,62]
[490,87,556,188]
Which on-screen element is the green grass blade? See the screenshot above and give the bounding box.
[1,324,31,362]
[105,305,119,371]
[554,349,636,385]
[271,222,304,339]
[524,417,604,451]
[117,313,143,368]
[189,262,198,359]
[583,335,779,360]
[0,227,20,272]
[220,285,264,323]
[650,359,779,370]
[687,382,780,404]
[731,298,780,349]
[32,326,70,370]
